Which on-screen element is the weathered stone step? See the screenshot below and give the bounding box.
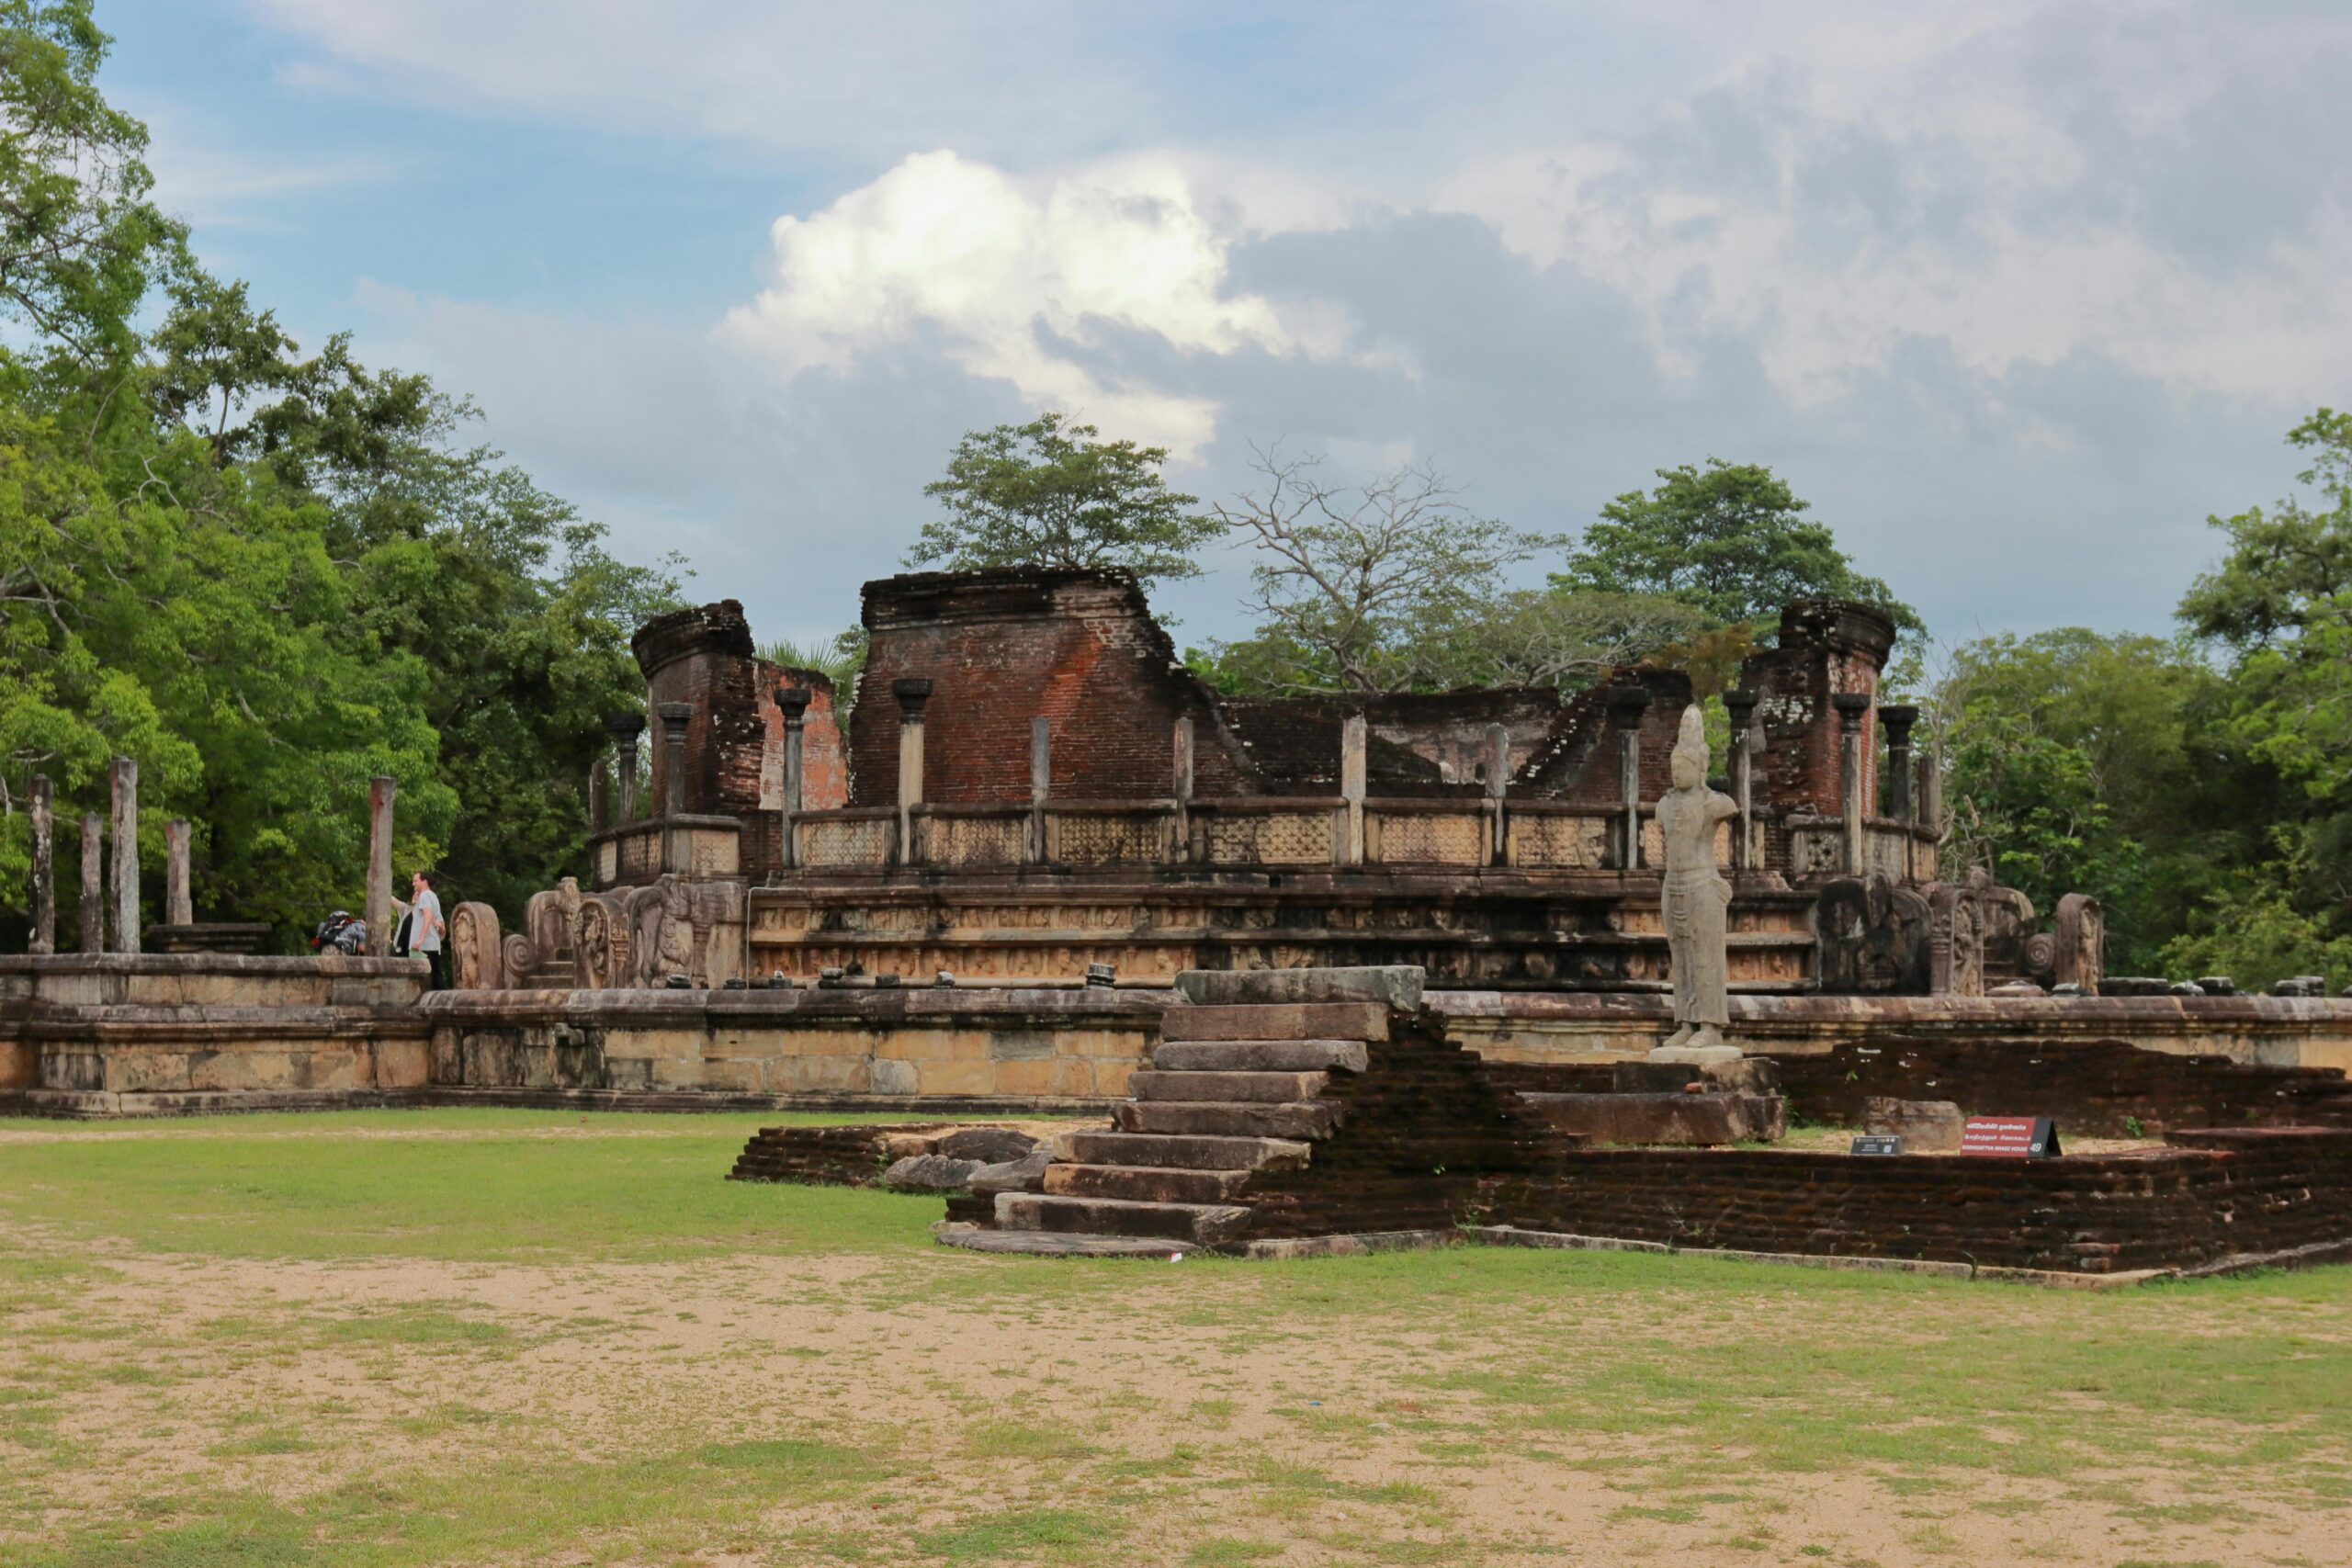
[995,1192,1250,1244]
[1152,1039,1370,1074]
[1174,965,1423,1010]
[1114,1100,1341,1140]
[1055,1131,1312,1171]
[1159,1002,1391,1043]
[1126,1069,1329,1104]
[1042,1163,1253,1204]
[936,1228,1193,1258]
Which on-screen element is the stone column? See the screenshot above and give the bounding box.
[1339,713,1367,865]
[657,702,693,817]
[1604,686,1653,869]
[777,685,810,871]
[892,678,932,866]
[587,746,610,833]
[1920,741,1945,854]
[1724,689,1758,874]
[164,818,193,926]
[107,756,138,954]
[28,773,53,954]
[1170,716,1193,864]
[607,713,646,823]
[78,814,103,953]
[1832,693,1871,874]
[366,774,396,957]
[1483,722,1509,865]
[1878,704,1918,823]
[1027,716,1050,863]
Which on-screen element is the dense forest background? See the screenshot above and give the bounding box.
[0,3,681,943]
[6,3,2349,987]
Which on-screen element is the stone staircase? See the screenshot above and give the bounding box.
[942,967,1566,1256]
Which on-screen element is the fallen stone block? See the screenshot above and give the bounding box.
[881,1154,987,1190]
[935,1126,1037,1164]
[967,1146,1053,1195]
[1861,1096,1965,1153]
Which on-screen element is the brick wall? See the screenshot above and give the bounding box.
[1478,1126,2352,1273]
[630,602,847,872]
[850,570,1250,806]
[1739,602,1896,840]
[1480,1038,2352,1138]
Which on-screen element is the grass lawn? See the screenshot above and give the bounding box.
[0,1109,2346,1567]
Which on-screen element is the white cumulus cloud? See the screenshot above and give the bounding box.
[720,150,1317,457]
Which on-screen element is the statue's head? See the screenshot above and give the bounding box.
[1670,704,1708,791]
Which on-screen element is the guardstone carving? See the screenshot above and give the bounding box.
[625,874,747,989]
[448,901,504,991]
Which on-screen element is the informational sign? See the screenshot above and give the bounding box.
[1960,1116,2062,1158]
[1849,1134,1904,1156]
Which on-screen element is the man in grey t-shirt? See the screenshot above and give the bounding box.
[393,869,447,991]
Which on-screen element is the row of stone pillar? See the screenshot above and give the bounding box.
[587,705,693,832]
[18,760,191,955]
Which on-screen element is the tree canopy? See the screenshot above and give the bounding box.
[1558,458,1917,634]
[907,412,1218,591]
[0,6,681,943]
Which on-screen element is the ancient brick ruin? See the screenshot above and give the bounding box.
[524,566,2090,1003]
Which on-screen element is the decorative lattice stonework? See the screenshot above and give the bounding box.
[1051,812,1166,865]
[925,815,1025,867]
[1205,809,1336,866]
[1508,815,1609,869]
[800,818,891,868]
[1368,810,1486,865]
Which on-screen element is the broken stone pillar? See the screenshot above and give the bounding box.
[1920,741,1945,845]
[778,684,810,871]
[1339,713,1366,865]
[1878,704,1917,823]
[164,818,192,926]
[78,814,103,953]
[28,773,53,954]
[1832,693,1871,873]
[587,746,610,833]
[1170,716,1193,863]
[607,712,646,823]
[1604,686,1653,869]
[658,702,693,817]
[108,756,138,954]
[366,774,395,957]
[892,678,932,865]
[1484,722,1509,864]
[1724,689,1758,874]
[1026,716,1051,862]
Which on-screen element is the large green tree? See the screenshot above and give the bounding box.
[1558,458,1917,634]
[907,411,1217,591]
[0,6,679,942]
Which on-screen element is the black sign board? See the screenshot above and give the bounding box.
[1961,1116,2063,1158]
[1849,1134,1904,1156]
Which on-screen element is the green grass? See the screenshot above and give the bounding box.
[0,1107,947,1263]
[1,1107,2346,1566]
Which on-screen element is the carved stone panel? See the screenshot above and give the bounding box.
[574,894,632,989]
[1814,874,1930,994]
[2055,892,2105,996]
[625,874,748,988]
[448,901,504,991]
[1926,883,1985,998]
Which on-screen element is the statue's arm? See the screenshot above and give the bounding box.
[1708,790,1742,823]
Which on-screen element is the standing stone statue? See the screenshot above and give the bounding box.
[1652,704,1744,1066]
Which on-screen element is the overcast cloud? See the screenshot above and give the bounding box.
[101,0,2352,648]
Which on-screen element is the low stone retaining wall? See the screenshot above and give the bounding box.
[0,953,429,1110]
[1476,1126,2352,1275]
[1484,1037,2352,1138]
[9,955,2352,1118]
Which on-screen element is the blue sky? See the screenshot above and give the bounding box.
[97,1,2352,651]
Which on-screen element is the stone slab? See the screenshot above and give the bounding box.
[1053,1131,1312,1171]
[1113,1100,1340,1140]
[994,1192,1251,1243]
[934,1225,1192,1258]
[1238,1229,1456,1259]
[1158,1002,1390,1043]
[1173,966,1424,1010]
[1151,1039,1370,1074]
[1125,1069,1329,1104]
[1042,1163,1253,1204]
